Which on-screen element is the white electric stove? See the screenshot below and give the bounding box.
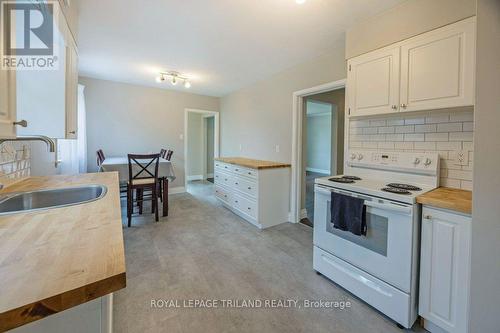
[313,150,439,329]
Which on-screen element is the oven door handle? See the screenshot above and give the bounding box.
[315,187,412,215]
[364,201,412,215]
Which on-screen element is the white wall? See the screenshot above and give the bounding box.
[306,102,331,174]
[187,112,203,178]
[345,0,476,58]
[469,0,500,331]
[219,41,347,163]
[80,77,219,189]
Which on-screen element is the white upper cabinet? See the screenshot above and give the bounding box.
[347,47,400,117]
[0,70,17,138]
[347,17,476,117]
[419,206,471,333]
[7,2,78,139]
[400,17,476,112]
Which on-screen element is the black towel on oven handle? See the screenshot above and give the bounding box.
[330,191,367,236]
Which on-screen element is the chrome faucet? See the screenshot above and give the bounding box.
[0,135,56,152]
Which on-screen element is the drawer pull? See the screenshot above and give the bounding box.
[247,207,251,210]
[247,187,251,190]
[235,168,239,171]
[235,200,238,203]
[225,178,228,181]
[235,182,239,185]
[224,195,227,198]
[248,172,252,175]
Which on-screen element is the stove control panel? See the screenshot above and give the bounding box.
[348,150,440,175]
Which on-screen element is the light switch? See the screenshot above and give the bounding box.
[179,134,184,140]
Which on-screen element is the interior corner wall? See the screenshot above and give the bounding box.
[345,0,476,59]
[81,76,219,189]
[219,40,347,163]
[469,0,500,332]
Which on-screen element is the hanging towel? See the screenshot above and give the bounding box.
[330,192,367,236]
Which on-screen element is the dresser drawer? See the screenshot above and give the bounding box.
[215,162,232,173]
[232,165,258,179]
[233,175,258,198]
[215,185,232,204]
[214,170,233,187]
[232,193,257,219]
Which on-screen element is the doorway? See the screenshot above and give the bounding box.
[184,109,219,193]
[290,79,346,225]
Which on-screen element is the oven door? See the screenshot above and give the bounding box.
[313,185,415,292]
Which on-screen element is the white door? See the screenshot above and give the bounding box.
[347,47,400,117]
[0,69,17,138]
[399,17,476,112]
[419,207,471,333]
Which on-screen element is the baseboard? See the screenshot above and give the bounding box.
[169,186,186,194]
[186,175,203,181]
[306,167,330,174]
[300,208,308,220]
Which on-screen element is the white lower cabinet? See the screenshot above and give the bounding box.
[419,206,471,333]
[214,162,290,229]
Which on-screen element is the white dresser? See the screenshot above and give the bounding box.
[214,158,291,229]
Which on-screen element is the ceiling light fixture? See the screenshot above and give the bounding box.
[296,0,306,4]
[155,71,191,88]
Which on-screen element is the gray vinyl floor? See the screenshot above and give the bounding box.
[114,180,425,333]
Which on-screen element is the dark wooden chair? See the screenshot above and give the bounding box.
[96,149,105,169]
[127,153,160,227]
[158,149,174,204]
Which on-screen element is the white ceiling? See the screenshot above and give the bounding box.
[77,0,405,97]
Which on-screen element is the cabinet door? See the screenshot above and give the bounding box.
[400,17,475,112]
[65,39,78,139]
[419,207,471,333]
[0,69,17,138]
[347,47,400,117]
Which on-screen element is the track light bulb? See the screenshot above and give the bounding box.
[171,76,177,85]
[184,80,191,88]
[156,75,164,83]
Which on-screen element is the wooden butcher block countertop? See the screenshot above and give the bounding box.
[417,187,472,215]
[215,157,291,170]
[0,172,126,332]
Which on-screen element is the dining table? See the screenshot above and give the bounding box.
[99,156,176,217]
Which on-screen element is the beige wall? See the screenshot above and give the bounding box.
[219,40,347,163]
[470,0,500,331]
[345,0,476,58]
[80,77,219,189]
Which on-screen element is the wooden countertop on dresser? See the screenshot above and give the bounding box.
[215,157,291,170]
[416,187,472,215]
[0,172,126,332]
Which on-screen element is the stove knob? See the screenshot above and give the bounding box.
[414,158,421,165]
[350,153,357,160]
[357,153,364,161]
[424,158,432,166]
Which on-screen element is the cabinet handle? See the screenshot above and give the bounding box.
[391,105,398,110]
[424,215,432,220]
[235,200,238,203]
[235,169,239,171]
[247,187,251,190]
[69,131,76,134]
[247,207,251,210]
[13,120,28,127]
[400,103,407,109]
[235,182,239,185]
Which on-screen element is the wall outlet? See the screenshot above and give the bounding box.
[275,145,280,153]
[179,134,184,140]
[455,150,469,166]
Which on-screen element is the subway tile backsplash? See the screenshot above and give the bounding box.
[349,109,474,190]
[0,142,31,187]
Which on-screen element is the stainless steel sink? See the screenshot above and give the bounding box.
[0,185,107,215]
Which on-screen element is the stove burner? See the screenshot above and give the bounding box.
[387,183,422,191]
[382,187,412,195]
[342,176,362,180]
[329,177,355,183]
